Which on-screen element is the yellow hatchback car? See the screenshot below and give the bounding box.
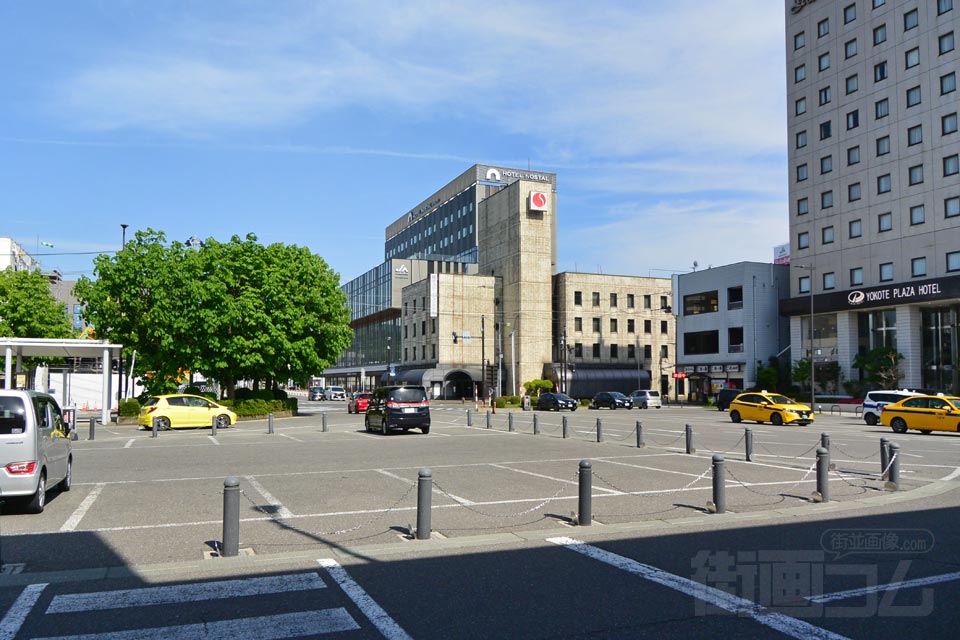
[728,391,815,426]
[138,394,237,430]
[879,395,960,434]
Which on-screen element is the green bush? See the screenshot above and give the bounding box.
[273,389,288,400]
[495,395,522,408]
[231,398,296,417]
[118,398,141,417]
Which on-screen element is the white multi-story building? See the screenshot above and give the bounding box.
[784,0,959,392]
[0,237,40,272]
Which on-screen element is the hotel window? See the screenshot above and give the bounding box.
[850,267,864,286]
[795,31,806,50]
[798,197,810,216]
[846,74,858,94]
[592,291,600,306]
[844,3,856,23]
[796,97,807,115]
[660,296,668,309]
[627,294,635,308]
[575,343,583,358]
[798,231,810,250]
[903,8,918,31]
[610,292,618,307]
[644,345,652,359]
[593,343,601,358]
[905,47,920,69]
[592,317,601,332]
[850,219,863,238]
[627,319,635,333]
[574,291,582,305]
[644,320,652,333]
[942,73,957,95]
[822,226,835,245]
[880,262,894,282]
[819,86,831,105]
[661,321,668,335]
[875,98,889,119]
[795,65,806,83]
[949,251,960,272]
[873,0,885,7]
[627,344,636,359]
[907,85,921,107]
[879,211,893,231]
[846,110,859,130]
[874,24,887,45]
[877,135,890,156]
[849,182,862,201]
[818,52,830,71]
[820,156,832,174]
[799,276,811,294]
[822,190,834,209]
[845,38,858,58]
[875,61,888,81]
[796,130,808,148]
[823,272,836,290]
[848,145,860,165]
[610,318,618,333]
[909,164,924,185]
[939,0,953,15]
[908,124,923,146]
[644,294,651,308]
[947,197,960,218]
[820,121,832,140]
[945,154,960,176]
[818,18,829,38]
[912,257,927,278]
[878,174,892,194]
[574,317,583,332]
[941,32,955,55]
[661,345,669,359]
[910,204,926,225]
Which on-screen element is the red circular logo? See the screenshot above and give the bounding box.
[532,192,547,208]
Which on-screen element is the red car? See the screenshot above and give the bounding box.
[347,392,373,414]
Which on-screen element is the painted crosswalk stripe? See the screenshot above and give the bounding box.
[0,583,47,640]
[46,573,325,614]
[807,570,960,604]
[32,608,358,640]
[319,558,412,640]
[548,537,849,640]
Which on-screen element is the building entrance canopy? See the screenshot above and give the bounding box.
[1,338,122,425]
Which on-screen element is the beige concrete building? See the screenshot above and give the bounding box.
[784,0,960,393]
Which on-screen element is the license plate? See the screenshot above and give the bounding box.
[403,407,416,413]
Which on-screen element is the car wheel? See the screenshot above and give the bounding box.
[864,413,878,426]
[730,410,742,424]
[421,426,430,434]
[571,406,577,412]
[364,416,371,432]
[891,418,908,434]
[26,472,46,514]
[771,413,783,426]
[156,416,171,430]
[641,402,648,410]
[382,421,388,436]
[718,405,725,411]
[59,457,72,492]
[215,414,231,429]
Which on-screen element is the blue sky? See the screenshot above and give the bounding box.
[1,1,788,284]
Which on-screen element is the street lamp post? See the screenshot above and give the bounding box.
[386,336,391,384]
[797,264,816,410]
[119,223,129,401]
[481,314,486,400]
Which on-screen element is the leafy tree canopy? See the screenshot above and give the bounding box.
[0,267,73,339]
[74,229,352,397]
[853,347,903,389]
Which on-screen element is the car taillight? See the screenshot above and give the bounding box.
[146,407,157,414]
[386,401,429,409]
[6,461,37,475]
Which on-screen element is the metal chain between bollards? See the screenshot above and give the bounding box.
[831,442,878,460]
[711,433,746,456]
[754,439,821,461]
[432,471,577,519]
[643,431,687,447]
[724,459,819,498]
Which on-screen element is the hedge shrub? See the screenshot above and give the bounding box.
[118,398,141,417]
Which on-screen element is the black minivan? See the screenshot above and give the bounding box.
[365,385,431,435]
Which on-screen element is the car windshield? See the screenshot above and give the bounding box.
[358,393,372,400]
[768,395,796,405]
[388,388,427,403]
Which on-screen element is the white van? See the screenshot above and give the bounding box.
[0,390,73,513]
[630,390,663,409]
[861,389,922,425]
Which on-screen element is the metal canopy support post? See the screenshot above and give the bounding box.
[101,346,112,426]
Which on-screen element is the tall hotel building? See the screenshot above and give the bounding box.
[783,0,959,392]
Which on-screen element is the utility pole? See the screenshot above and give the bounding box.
[481,314,486,399]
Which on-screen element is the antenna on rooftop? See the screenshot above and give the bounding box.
[692,261,699,272]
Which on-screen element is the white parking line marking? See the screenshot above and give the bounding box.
[0,583,46,640]
[278,433,304,443]
[123,439,135,449]
[942,466,960,481]
[244,476,294,519]
[207,435,220,445]
[548,537,849,640]
[318,558,412,640]
[489,463,624,494]
[60,483,105,532]
[601,458,708,479]
[46,573,326,613]
[33,609,358,640]
[807,570,960,604]
[376,469,475,505]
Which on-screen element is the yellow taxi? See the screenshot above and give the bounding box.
[138,394,237,430]
[728,391,814,426]
[879,394,960,434]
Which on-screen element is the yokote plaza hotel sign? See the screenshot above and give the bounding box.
[780,274,960,316]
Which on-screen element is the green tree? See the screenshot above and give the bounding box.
[523,379,554,397]
[755,360,779,391]
[853,347,903,389]
[791,358,812,390]
[0,267,73,339]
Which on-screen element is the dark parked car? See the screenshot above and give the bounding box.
[348,392,373,414]
[715,388,742,411]
[308,386,324,401]
[537,392,578,411]
[365,385,431,434]
[589,392,633,410]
